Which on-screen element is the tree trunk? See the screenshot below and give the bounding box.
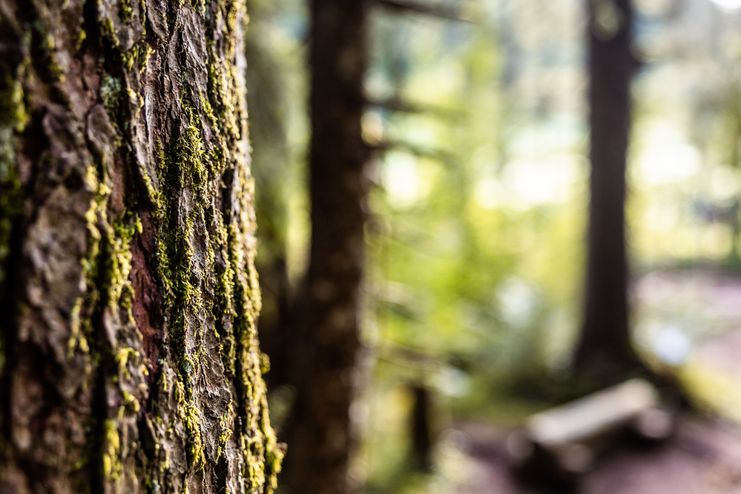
[0,1,282,492]
[409,384,433,472]
[574,0,640,379]
[281,0,370,492]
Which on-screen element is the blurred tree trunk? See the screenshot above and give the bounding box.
[246,0,294,392]
[0,1,282,492]
[409,384,434,471]
[281,0,370,492]
[574,0,641,379]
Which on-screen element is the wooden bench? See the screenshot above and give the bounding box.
[508,379,675,481]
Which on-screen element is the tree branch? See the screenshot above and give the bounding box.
[374,0,476,23]
[366,95,461,119]
[367,138,455,163]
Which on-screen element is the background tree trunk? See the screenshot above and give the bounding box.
[281,0,370,492]
[0,1,282,492]
[409,384,433,472]
[574,0,641,380]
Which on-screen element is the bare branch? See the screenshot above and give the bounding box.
[367,138,455,163]
[375,0,476,23]
[366,95,462,118]
[377,342,473,372]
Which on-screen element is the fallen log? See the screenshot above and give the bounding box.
[508,379,675,482]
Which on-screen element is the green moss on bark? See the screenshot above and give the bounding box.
[1,1,282,491]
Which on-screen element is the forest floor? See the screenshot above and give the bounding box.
[438,417,741,494]
[431,269,741,494]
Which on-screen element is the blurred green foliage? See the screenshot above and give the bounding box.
[248,0,741,491]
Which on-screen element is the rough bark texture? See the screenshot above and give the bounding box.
[281,1,370,492]
[0,1,282,492]
[574,0,640,378]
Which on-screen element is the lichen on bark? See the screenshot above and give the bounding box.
[0,0,282,492]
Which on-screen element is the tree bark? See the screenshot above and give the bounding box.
[281,0,370,492]
[0,1,282,492]
[574,0,640,379]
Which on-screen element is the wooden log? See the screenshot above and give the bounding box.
[508,379,675,479]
